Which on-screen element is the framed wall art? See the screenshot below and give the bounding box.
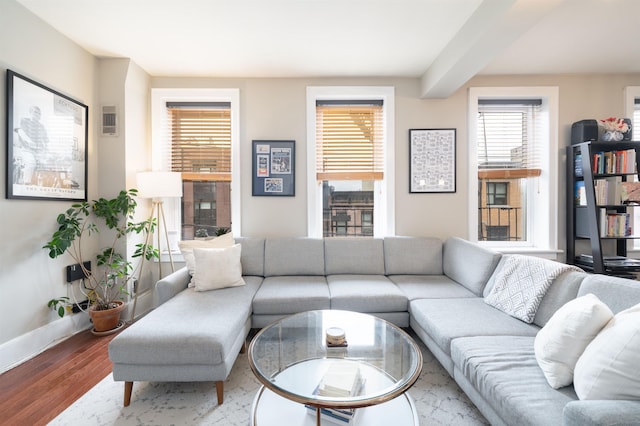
[6,70,88,201]
[252,140,295,196]
[409,128,456,193]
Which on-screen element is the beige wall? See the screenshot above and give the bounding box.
[2,0,640,371]
[0,0,98,369]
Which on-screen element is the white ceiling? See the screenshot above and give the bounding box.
[15,0,640,98]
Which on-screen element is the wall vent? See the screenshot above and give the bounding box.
[101,105,118,136]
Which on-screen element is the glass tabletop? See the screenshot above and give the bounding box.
[248,310,423,409]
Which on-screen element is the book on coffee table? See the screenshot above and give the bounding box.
[317,362,362,397]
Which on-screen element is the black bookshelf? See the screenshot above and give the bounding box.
[566,141,640,277]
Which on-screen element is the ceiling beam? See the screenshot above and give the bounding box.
[420,0,563,99]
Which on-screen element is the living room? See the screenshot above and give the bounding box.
[1,0,640,423]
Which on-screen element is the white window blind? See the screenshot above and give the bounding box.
[634,99,640,139]
[315,100,384,181]
[167,102,231,182]
[477,100,542,179]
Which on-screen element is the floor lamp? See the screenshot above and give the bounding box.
[131,171,182,322]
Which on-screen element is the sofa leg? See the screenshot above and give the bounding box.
[240,341,247,354]
[124,381,133,407]
[215,381,224,405]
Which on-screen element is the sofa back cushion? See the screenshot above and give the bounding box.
[443,237,501,296]
[325,238,385,275]
[384,237,443,275]
[235,237,265,276]
[264,238,325,276]
[578,274,640,314]
[533,270,586,327]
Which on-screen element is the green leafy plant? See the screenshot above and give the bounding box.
[43,189,159,317]
[215,227,230,236]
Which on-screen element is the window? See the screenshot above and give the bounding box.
[307,87,395,238]
[486,182,508,206]
[624,86,640,249]
[151,89,240,243]
[468,87,559,251]
[167,102,231,239]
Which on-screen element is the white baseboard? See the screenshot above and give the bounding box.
[0,291,156,374]
[0,312,91,374]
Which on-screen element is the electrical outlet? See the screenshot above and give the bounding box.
[66,261,91,282]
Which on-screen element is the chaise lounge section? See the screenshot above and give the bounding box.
[108,236,640,425]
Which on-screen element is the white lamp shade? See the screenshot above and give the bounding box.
[136,172,183,199]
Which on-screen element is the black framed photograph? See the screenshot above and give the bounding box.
[409,128,456,193]
[252,140,295,196]
[6,70,88,201]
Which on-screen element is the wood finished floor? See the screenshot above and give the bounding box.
[0,329,116,426]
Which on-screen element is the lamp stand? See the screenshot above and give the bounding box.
[129,199,175,323]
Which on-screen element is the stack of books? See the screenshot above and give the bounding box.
[306,362,365,424]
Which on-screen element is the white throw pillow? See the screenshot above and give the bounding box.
[178,232,234,287]
[484,255,581,323]
[534,294,613,389]
[573,302,640,400]
[192,244,246,292]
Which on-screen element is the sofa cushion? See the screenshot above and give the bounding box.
[532,271,586,328]
[389,275,476,300]
[574,302,640,400]
[383,237,443,275]
[577,274,640,314]
[451,336,577,426]
[484,255,582,323]
[327,275,407,312]
[442,237,501,296]
[324,238,385,275]
[109,277,261,366]
[192,245,246,291]
[236,237,265,276]
[264,238,325,276]
[563,400,640,426]
[409,298,539,356]
[252,276,330,314]
[534,294,613,389]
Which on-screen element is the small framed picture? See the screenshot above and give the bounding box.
[6,70,88,201]
[252,140,295,196]
[409,128,456,193]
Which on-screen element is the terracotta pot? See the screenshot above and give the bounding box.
[89,300,125,332]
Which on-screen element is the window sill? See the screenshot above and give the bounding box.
[158,251,184,263]
[490,246,562,260]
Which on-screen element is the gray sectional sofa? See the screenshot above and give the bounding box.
[108,236,640,425]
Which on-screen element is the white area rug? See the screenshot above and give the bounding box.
[49,337,488,425]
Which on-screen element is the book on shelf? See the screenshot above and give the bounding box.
[578,254,640,268]
[592,148,637,175]
[575,181,586,206]
[594,176,622,205]
[621,182,640,203]
[599,208,633,237]
[574,153,583,177]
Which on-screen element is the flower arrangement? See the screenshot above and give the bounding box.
[599,117,630,133]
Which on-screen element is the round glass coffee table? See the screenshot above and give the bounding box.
[248,310,423,426]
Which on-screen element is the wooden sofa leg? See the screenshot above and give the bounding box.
[240,341,247,354]
[124,381,133,407]
[216,381,224,405]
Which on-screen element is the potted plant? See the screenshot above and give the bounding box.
[43,189,158,332]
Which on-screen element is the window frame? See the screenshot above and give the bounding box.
[468,86,559,252]
[306,86,395,238]
[624,86,640,250]
[151,88,241,241]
